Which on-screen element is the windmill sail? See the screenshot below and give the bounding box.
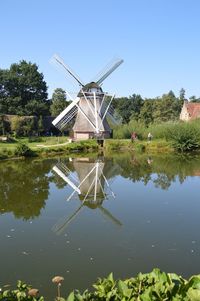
[52,97,79,130]
[94,58,124,85]
[53,54,85,87]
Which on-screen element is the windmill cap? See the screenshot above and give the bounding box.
[78,82,103,96]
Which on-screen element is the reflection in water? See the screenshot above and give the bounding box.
[52,157,122,234]
[0,160,51,219]
[1,153,200,299]
[1,153,200,220]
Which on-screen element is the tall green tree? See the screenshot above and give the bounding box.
[113,94,143,123]
[50,88,69,116]
[0,60,50,116]
[139,99,154,125]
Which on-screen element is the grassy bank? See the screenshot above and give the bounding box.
[1,269,200,300]
[104,139,173,153]
[0,138,173,161]
[1,126,200,161]
[0,137,99,160]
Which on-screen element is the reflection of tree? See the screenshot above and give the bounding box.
[1,152,200,222]
[0,159,51,220]
[113,153,152,184]
[110,152,200,190]
[153,174,174,190]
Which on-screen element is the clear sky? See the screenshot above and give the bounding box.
[1,0,200,99]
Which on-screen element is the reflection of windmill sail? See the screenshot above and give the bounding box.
[52,158,121,234]
[52,165,80,194]
[98,205,122,226]
[52,204,84,235]
[51,55,123,139]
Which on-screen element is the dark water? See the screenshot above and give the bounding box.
[1,152,200,298]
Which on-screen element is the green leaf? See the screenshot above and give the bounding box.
[67,291,75,301]
[187,288,200,301]
[187,276,200,289]
[107,273,114,284]
[117,280,132,297]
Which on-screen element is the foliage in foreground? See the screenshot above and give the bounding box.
[1,269,200,301]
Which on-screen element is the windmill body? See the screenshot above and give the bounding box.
[73,82,110,140]
[52,55,123,140]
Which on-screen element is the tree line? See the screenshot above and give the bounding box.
[113,89,200,126]
[1,60,200,135]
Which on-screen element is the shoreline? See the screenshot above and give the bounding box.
[0,138,177,162]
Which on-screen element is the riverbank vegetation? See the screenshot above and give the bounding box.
[112,119,200,152]
[1,117,200,161]
[0,138,99,160]
[1,269,200,300]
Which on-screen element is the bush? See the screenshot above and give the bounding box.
[167,123,200,152]
[135,143,146,152]
[105,140,127,150]
[15,143,34,157]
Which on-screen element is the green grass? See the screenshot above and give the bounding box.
[104,138,173,153]
[0,136,68,149]
[0,137,99,160]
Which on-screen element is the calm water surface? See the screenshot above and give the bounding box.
[1,152,200,298]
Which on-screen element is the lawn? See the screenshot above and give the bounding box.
[0,136,69,150]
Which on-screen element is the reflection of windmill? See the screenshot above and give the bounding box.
[52,55,123,140]
[52,158,122,234]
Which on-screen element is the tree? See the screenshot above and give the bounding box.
[113,94,144,124]
[129,94,144,121]
[189,95,200,103]
[0,60,50,116]
[179,88,186,102]
[37,115,44,136]
[139,100,154,126]
[50,88,69,116]
[10,116,36,136]
[0,115,10,135]
[152,91,180,122]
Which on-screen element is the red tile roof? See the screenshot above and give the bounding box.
[185,103,200,119]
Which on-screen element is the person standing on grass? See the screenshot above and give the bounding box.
[131,132,137,142]
[148,132,153,142]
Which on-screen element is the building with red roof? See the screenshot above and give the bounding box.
[180,101,200,121]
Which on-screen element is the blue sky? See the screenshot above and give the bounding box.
[1,0,200,99]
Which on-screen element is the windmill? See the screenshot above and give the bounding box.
[51,55,123,141]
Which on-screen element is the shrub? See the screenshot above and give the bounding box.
[135,143,146,153]
[105,140,124,150]
[14,143,34,157]
[167,123,200,152]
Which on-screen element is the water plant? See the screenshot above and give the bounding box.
[52,276,64,300]
[1,269,200,300]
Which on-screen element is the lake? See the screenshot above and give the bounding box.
[0,152,200,299]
